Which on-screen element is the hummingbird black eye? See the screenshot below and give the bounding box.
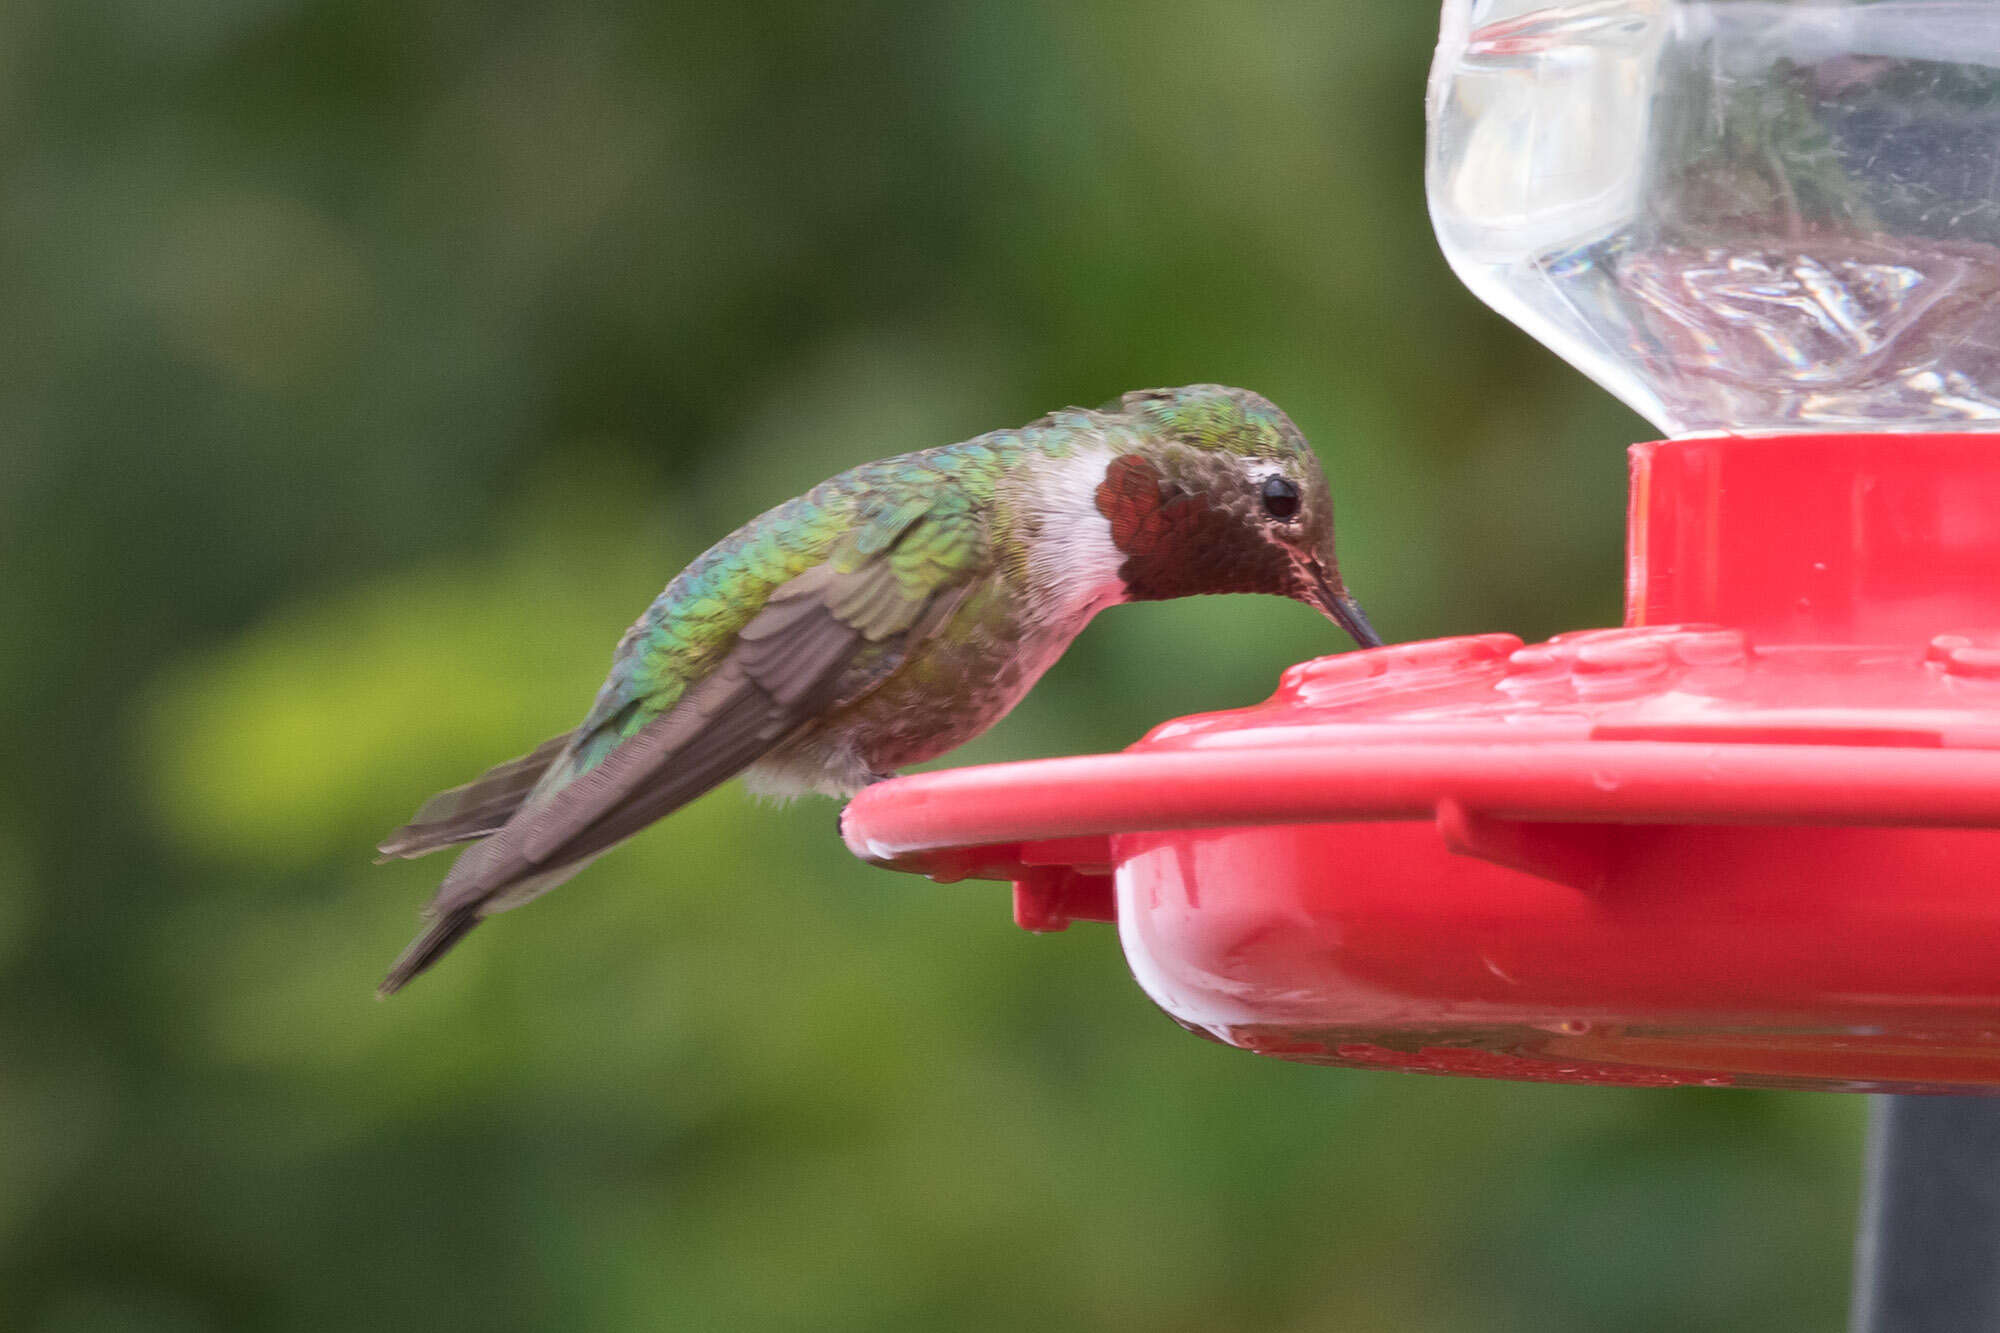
[1260,475,1300,520]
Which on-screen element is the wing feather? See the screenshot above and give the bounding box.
[430,518,967,914]
[376,734,572,860]
[380,499,985,994]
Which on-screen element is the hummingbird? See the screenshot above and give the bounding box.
[376,385,1379,993]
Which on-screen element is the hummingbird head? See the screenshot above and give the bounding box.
[1093,385,1380,648]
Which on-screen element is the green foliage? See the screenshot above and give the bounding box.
[3,1,1855,1329]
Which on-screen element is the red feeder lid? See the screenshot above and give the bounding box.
[843,433,2000,1093]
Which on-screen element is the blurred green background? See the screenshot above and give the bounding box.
[2,2,1863,1329]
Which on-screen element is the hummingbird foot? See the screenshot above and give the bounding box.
[835,771,898,838]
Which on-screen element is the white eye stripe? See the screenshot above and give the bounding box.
[1230,455,1298,487]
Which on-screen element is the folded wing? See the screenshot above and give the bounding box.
[378,501,981,994]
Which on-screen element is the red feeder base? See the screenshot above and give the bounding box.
[843,433,2000,1093]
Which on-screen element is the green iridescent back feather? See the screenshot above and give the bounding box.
[549,432,1017,784]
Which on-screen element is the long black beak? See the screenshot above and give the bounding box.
[1308,566,1382,649]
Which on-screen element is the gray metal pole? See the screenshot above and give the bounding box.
[1851,1095,2000,1332]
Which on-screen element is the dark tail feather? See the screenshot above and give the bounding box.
[377,735,571,861]
[378,904,484,998]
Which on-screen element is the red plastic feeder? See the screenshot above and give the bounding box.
[845,435,2000,1094]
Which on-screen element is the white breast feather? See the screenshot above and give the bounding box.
[1017,436,1128,621]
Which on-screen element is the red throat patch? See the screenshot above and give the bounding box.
[1093,451,1297,602]
[1094,453,1170,551]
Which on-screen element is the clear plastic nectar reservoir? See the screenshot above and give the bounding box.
[1429,1,2000,434]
